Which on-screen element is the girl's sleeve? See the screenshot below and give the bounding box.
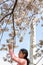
[9,49,25,64]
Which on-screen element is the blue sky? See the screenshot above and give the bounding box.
[36,19,43,44]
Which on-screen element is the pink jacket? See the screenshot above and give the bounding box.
[9,49,27,65]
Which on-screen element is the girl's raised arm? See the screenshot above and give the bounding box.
[8,44,26,64]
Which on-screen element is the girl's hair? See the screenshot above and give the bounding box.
[20,49,30,65]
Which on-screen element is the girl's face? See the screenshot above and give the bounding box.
[18,51,25,58]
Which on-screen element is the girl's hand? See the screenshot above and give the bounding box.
[8,44,13,50]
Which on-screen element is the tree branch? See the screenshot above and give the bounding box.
[0,0,11,5]
[0,12,11,22]
[11,0,17,13]
[0,0,18,22]
[36,56,43,65]
[12,13,15,51]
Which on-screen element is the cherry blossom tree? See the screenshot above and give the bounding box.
[0,0,43,65]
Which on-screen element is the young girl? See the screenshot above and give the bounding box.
[8,44,30,65]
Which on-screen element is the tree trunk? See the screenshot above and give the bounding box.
[30,21,36,65]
